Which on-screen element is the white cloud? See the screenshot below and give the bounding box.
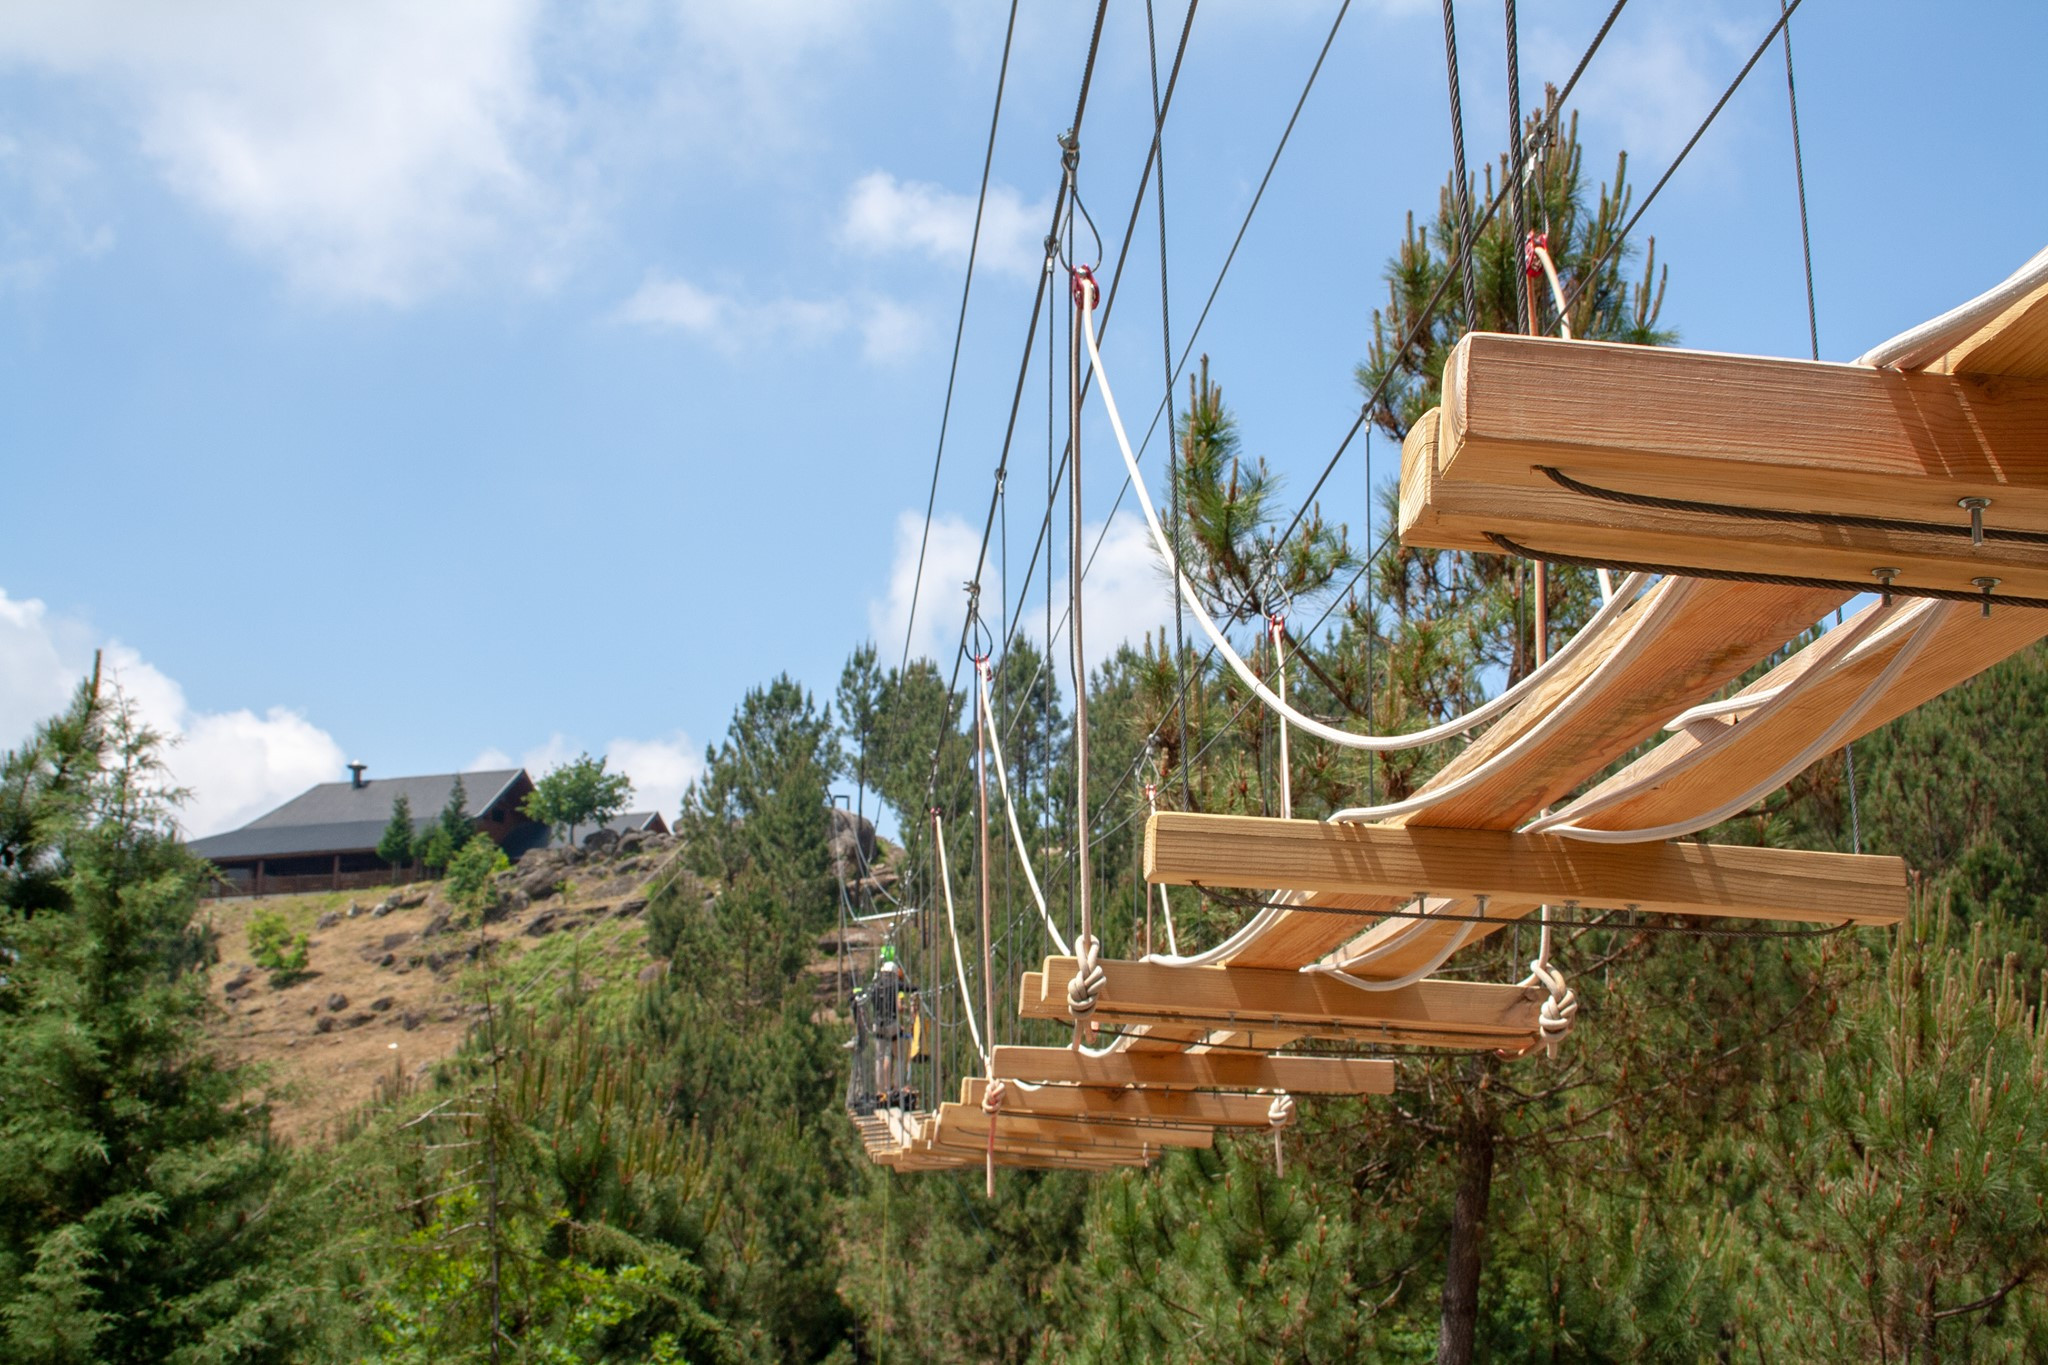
[1046,512,1173,678]
[0,0,570,303]
[1528,7,1750,167]
[840,170,1049,277]
[871,510,1001,667]
[603,733,702,824]
[475,731,703,826]
[0,587,347,838]
[613,270,921,362]
[0,134,114,291]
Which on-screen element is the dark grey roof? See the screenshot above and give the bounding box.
[188,820,397,861]
[186,769,529,863]
[243,770,525,830]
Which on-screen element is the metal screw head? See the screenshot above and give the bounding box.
[1958,497,1992,511]
[1972,577,2001,618]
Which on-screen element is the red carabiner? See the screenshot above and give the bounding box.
[1522,231,1548,280]
[1070,264,1099,310]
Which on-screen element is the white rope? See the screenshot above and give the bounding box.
[1143,785,1180,957]
[1066,933,1105,1048]
[1657,601,1897,733]
[1523,598,1901,835]
[931,811,988,1067]
[1271,617,1293,819]
[975,662,1071,957]
[1858,243,2048,371]
[1529,240,1573,341]
[1136,565,1681,968]
[1077,273,1652,753]
[1267,1092,1295,1176]
[1324,572,1694,823]
[1544,600,1953,843]
[1309,896,1488,991]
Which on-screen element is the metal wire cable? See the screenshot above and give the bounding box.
[1560,0,1807,319]
[896,0,1024,675]
[1441,0,1481,328]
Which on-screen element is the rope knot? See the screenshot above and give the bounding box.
[982,1078,1008,1117]
[1267,1092,1295,1177]
[1523,230,1549,278]
[1066,935,1106,1038]
[1526,956,1579,1050]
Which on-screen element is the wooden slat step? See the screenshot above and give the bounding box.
[989,1045,1394,1094]
[1144,811,1910,926]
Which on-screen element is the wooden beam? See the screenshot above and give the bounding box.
[1020,954,1543,1047]
[1401,405,2048,601]
[1429,333,2048,530]
[1216,575,1845,972]
[932,1102,1214,1149]
[1144,811,1908,926]
[959,1077,1282,1128]
[989,1045,1395,1095]
[1561,596,2048,834]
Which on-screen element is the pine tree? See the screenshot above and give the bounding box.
[377,794,415,873]
[0,680,313,1362]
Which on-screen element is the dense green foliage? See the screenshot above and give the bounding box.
[523,756,635,851]
[377,794,415,870]
[445,833,511,920]
[246,909,310,986]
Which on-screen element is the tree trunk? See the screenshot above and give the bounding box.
[1437,1104,1497,1365]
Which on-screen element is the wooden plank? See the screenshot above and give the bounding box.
[932,1102,1214,1149]
[1401,404,2048,600]
[959,1077,1281,1128]
[1562,597,2048,833]
[924,1109,1161,1164]
[1219,575,1847,971]
[1144,811,1909,926]
[1021,954,1543,1044]
[1930,276,2048,380]
[989,1044,1395,1094]
[1432,333,2048,529]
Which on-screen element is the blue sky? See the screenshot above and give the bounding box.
[1,0,2042,835]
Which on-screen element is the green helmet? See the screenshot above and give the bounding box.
[879,945,898,966]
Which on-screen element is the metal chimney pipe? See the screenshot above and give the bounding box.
[348,762,367,789]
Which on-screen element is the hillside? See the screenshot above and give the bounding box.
[203,831,686,1141]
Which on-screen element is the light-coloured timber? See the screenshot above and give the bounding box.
[1401,406,2048,601]
[1217,573,1846,973]
[958,1077,1281,1127]
[1325,601,2048,980]
[989,1044,1395,1094]
[1428,333,2048,530]
[931,1102,1215,1149]
[1020,954,1543,1048]
[923,1108,1160,1166]
[1144,811,1909,926]
[1927,275,2048,380]
[1560,597,2048,833]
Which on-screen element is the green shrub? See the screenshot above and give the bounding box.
[246,910,309,986]
[445,833,510,922]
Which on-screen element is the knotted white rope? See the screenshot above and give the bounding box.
[1504,905,1579,1058]
[982,1077,1008,1198]
[1066,933,1105,1048]
[1267,1092,1295,1177]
